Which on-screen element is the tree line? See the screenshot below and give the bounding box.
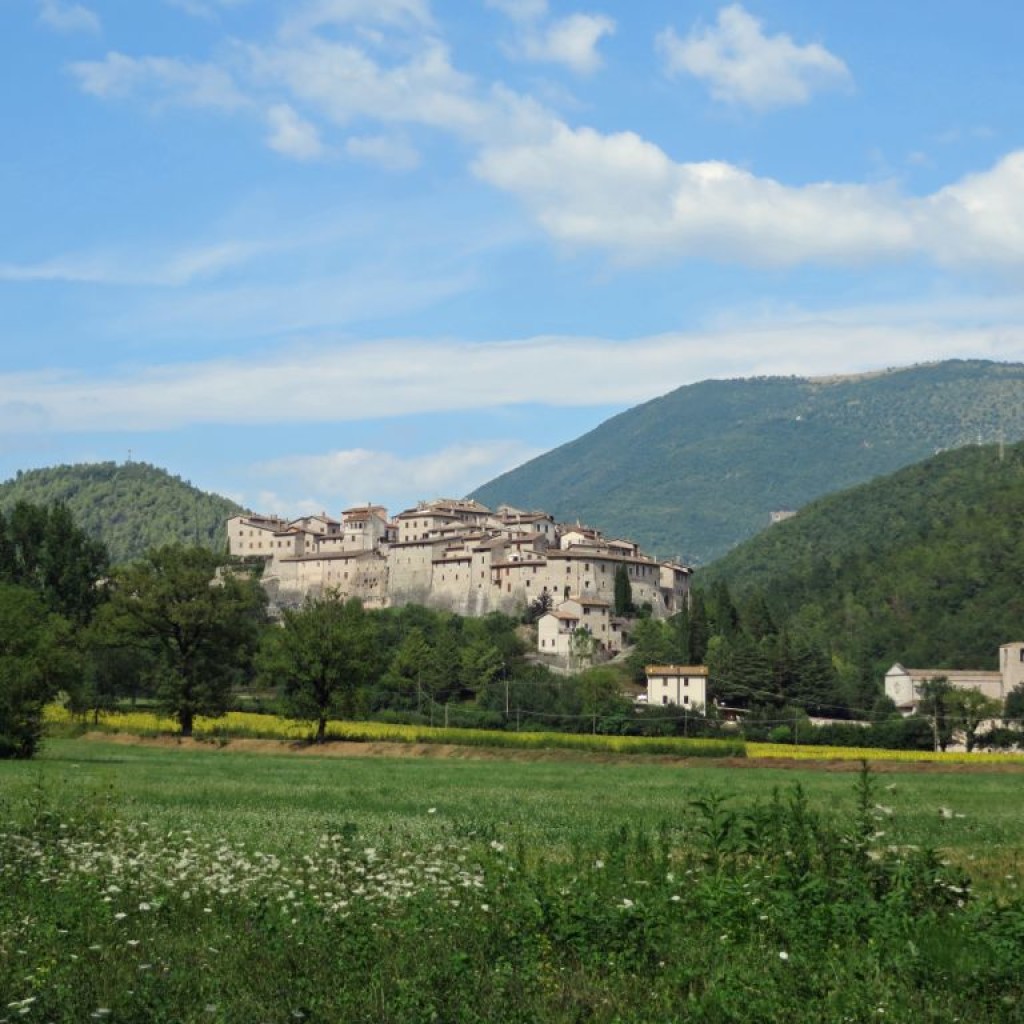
[2,501,679,757]
[5,498,1020,758]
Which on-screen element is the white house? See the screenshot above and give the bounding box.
[645,664,708,711]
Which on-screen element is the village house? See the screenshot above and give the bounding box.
[536,597,628,662]
[228,498,691,621]
[884,641,1024,714]
[644,664,709,711]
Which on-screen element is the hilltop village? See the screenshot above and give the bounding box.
[229,498,691,645]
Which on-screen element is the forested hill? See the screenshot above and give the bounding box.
[0,462,246,565]
[468,360,1024,564]
[701,440,1024,673]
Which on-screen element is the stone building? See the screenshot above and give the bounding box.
[229,498,691,619]
[884,641,1024,714]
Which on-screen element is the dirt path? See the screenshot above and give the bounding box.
[77,732,1024,773]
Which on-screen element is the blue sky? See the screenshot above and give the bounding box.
[3,0,1024,517]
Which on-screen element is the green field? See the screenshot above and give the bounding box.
[3,739,1024,1022]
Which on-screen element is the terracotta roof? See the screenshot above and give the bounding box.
[645,664,709,676]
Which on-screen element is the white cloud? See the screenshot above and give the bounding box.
[38,0,100,34]
[474,126,1024,268]
[520,13,616,75]
[256,440,541,513]
[657,4,851,110]
[0,239,267,287]
[70,52,250,111]
[924,152,1024,265]
[266,103,326,160]
[345,133,420,171]
[248,36,486,137]
[3,313,1023,436]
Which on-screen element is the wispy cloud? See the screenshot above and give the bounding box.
[486,0,548,22]
[3,309,1023,435]
[70,52,250,111]
[657,4,851,110]
[0,240,268,287]
[38,0,100,34]
[345,133,420,171]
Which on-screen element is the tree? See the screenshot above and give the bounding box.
[258,596,378,742]
[948,688,1002,752]
[917,676,954,752]
[523,590,553,624]
[0,583,76,758]
[625,618,674,682]
[382,627,434,714]
[1004,683,1024,727]
[570,626,596,673]
[101,546,266,736]
[613,565,634,617]
[0,501,109,624]
[460,638,504,699]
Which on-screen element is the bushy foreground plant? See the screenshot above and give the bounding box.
[3,766,1023,1022]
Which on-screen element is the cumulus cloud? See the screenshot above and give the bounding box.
[248,36,486,136]
[266,103,326,160]
[63,3,1024,273]
[519,13,616,75]
[38,0,100,34]
[70,52,250,111]
[657,4,851,110]
[474,125,1024,268]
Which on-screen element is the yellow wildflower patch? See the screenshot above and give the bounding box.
[748,742,1024,765]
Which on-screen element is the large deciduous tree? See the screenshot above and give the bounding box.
[948,688,1002,752]
[258,596,378,742]
[101,546,266,736]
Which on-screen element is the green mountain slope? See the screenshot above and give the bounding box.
[0,462,246,565]
[469,360,1024,564]
[703,441,1024,673]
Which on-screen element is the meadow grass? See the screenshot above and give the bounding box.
[3,739,1024,1022]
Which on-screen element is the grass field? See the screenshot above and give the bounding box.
[3,738,1024,1022]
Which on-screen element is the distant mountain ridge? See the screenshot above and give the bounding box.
[0,462,246,565]
[469,359,1024,564]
